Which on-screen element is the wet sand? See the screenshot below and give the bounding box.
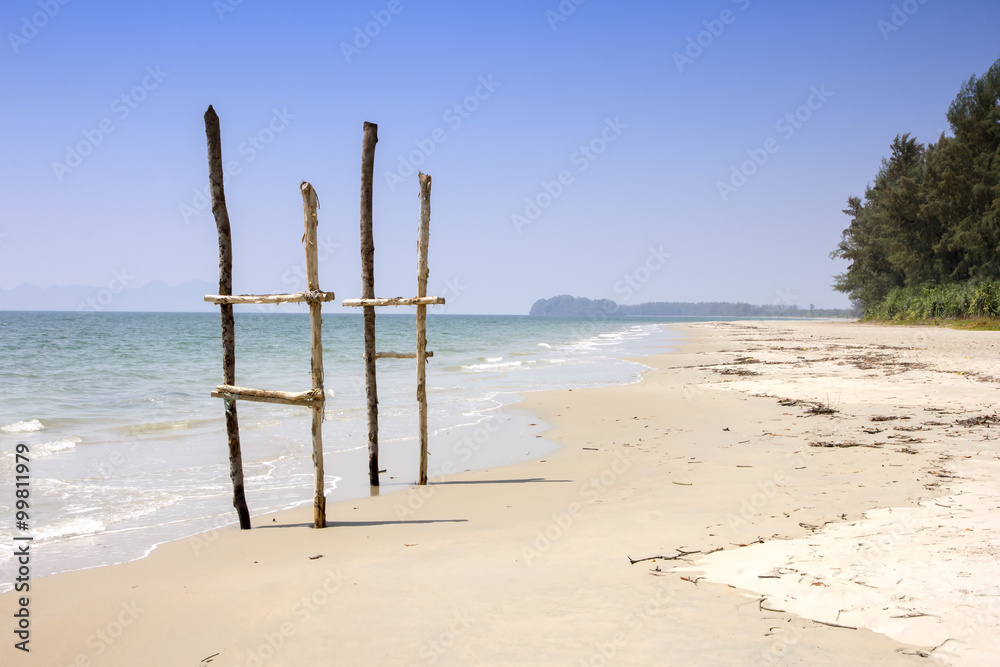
[3,319,997,666]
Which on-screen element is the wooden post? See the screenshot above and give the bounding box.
[416,173,431,485]
[204,105,252,530]
[360,121,380,488]
[301,182,326,528]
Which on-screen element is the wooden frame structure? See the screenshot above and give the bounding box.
[343,122,444,487]
[202,106,333,529]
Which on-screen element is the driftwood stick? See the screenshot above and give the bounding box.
[627,548,701,565]
[811,620,857,630]
[212,385,324,407]
[759,598,787,613]
[205,291,336,305]
[368,351,434,360]
[204,105,251,530]
[732,537,766,547]
[416,172,431,485]
[342,296,445,307]
[302,181,326,529]
[360,121,380,488]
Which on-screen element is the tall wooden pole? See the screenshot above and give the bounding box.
[204,105,252,530]
[416,173,431,485]
[301,182,326,528]
[360,121,380,488]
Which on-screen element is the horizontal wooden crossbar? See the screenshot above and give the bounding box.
[342,296,445,307]
[368,351,434,360]
[212,385,325,407]
[205,290,336,305]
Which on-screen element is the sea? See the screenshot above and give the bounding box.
[0,311,693,589]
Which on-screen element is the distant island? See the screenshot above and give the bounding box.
[529,295,856,318]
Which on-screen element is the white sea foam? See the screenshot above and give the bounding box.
[1,418,44,433]
[31,478,184,541]
[245,461,277,482]
[244,419,283,430]
[461,360,525,371]
[33,517,107,541]
[34,437,81,458]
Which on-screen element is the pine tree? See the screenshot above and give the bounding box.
[832,56,1000,314]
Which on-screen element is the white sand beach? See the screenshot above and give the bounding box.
[2,319,998,666]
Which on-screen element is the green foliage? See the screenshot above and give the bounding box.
[865,280,1000,320]
[832,57,1000,316]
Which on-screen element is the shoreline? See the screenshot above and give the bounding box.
[3,320,997,665]
[0,317,672,588]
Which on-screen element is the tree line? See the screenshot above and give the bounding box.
[529,295,854,318]
[831,57,1000,318]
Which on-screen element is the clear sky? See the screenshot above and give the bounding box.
[2,0,998,314]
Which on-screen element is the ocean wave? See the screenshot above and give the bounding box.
[115,419,213,436]
[461,360,526,372]
[33,478,184,538]
[33,517,107,541]
[1,419,44,433]
[243,419,282,430]
[565,327,651,351]
[329,443,367,454]
[245,461,277,482]
[34,437,81,459]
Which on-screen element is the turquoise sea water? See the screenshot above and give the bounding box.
[0,311,690,587]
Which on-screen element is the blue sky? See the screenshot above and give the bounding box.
[1,0,998,313]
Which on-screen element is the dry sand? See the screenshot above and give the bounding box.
[2,320,998,666]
